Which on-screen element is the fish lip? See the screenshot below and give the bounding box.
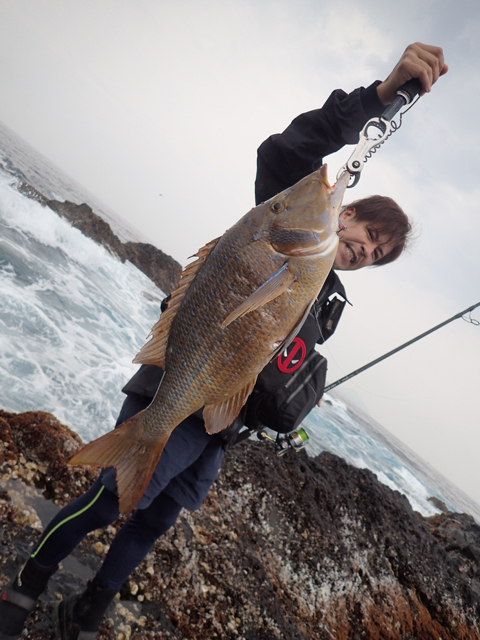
[329,168,350,210]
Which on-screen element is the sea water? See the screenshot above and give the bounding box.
[0,130,162,438]
[0,121,479,523]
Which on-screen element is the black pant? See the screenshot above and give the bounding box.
[30,394,183,590]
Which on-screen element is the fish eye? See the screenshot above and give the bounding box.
[271,202,284,213]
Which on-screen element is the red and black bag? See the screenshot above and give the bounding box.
[240,308,329,435]
[245,347,327,434]
[226,279,347,444]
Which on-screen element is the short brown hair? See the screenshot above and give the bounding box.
[343,195,412,266]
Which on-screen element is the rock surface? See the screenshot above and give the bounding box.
[1,410,479,639]
[16,181,182,294]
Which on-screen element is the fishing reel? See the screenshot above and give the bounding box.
[257,426,309,457]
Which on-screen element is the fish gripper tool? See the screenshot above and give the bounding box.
[338,78,422,188]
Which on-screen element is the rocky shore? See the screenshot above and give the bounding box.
[1,409,480,640]
[1,189,480,637]
[16,180,182,295]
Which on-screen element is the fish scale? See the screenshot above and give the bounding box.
[70,164,349,513]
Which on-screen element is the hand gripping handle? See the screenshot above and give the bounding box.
[382,78,422,122]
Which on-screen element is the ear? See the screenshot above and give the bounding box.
[340,207,356,222]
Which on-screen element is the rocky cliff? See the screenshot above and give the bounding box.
[1,410,479,639]
[17,181,182,295]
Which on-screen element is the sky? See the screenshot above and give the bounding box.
[0,0,479,505]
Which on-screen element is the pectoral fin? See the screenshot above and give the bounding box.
[134,237,220,366]
[221,263,295,329]
[203,377,257,434]
[271,300,315,359]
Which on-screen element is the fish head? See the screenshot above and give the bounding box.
[265,164,349,257]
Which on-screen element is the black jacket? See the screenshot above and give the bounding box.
[123,81,386,401]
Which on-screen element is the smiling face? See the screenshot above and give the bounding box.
[333,208,395,271]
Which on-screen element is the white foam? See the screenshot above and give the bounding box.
[0,168,163,441]
[0,173,112,267]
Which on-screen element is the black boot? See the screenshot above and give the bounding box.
[0,557,58,640]
[52,574,118,640]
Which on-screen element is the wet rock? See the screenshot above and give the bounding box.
[1,409,479,639]
[16,180,182,294]
[0,409,97,504]
[46,198,182,295]
[425,511,480,598]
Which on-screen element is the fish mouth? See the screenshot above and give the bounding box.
[329,169,350,211]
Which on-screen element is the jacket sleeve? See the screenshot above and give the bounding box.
[254,81,385,205]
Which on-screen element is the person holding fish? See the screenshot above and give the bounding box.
[0,42,447,640]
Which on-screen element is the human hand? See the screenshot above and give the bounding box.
[317,397,323,408]
[377,42,448,105]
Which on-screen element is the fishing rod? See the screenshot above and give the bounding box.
[325,301,480,393]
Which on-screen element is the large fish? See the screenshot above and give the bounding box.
[70,165,349,513]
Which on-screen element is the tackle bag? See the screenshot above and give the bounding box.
[241,285,345,436]
[242,347,327,435]
[223,288,346,446]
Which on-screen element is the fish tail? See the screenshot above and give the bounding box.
[69,411,169,514]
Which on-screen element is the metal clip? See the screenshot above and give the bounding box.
[337,117,392,188]
[336,78,422,189]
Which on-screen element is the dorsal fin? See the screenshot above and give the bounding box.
[133,237,220,367]
[203,377,257,435]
